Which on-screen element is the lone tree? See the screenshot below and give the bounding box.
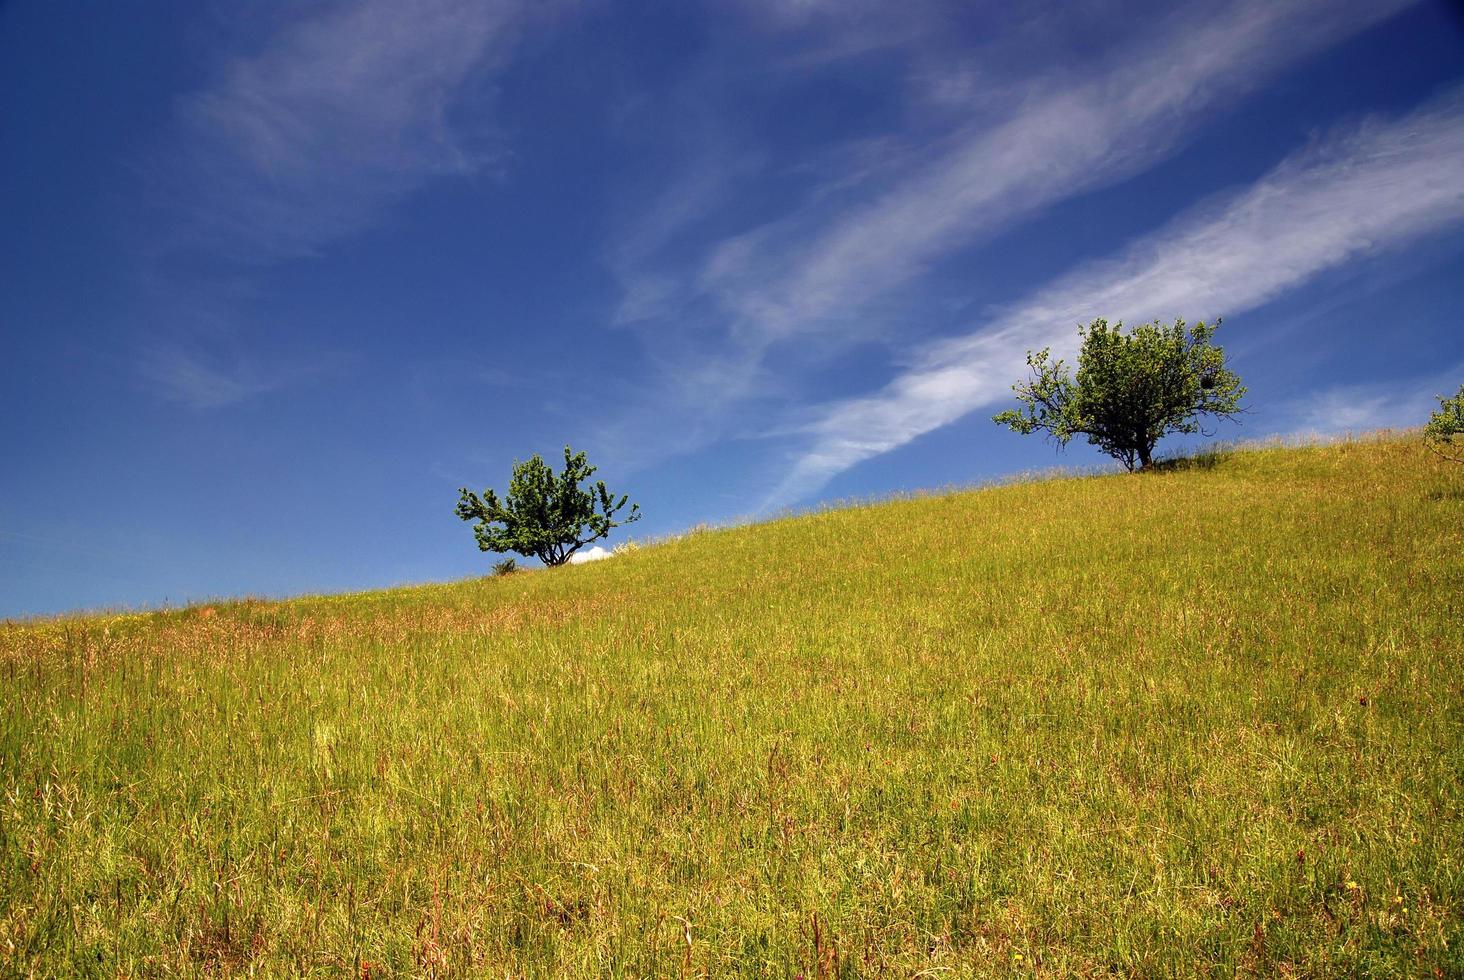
[993,318,1245,471]
[1424,384,1464,463]
[456,446,641,567]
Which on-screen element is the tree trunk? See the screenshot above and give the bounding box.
[1138,444,1153,470]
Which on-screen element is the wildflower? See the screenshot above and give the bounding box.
[1345,880,1359,891]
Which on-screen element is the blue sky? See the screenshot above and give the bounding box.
[3,0,1463,617]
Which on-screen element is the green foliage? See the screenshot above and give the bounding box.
[993,318,1246,470]
[456,445,641,567]
[1423,384,1464,463]
[490,557,519,577]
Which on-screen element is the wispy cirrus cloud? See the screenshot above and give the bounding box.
[624,0,1413,344]
[139,347,273,408]
[139,344,351,409]
[768,88,1464,506]
[158,0,535,263]
[601,0,1417,467]
[136,0,545,409]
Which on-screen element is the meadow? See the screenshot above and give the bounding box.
[2,434,1461,977]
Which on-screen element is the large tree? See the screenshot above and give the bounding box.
[993,318,1245,471]
[456,446,640,567]
[1423,384,1464,464]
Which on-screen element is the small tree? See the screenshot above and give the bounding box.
[993,318,1245,471]
[456,446,641,567]
[1424,384,1464,463]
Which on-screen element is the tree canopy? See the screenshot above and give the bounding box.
[456,446,640,567]
[993,318,1245,471]
[1423,384,1464,463]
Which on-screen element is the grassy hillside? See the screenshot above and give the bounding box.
[2,435,1461,977]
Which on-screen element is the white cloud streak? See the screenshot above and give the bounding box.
[139,345,347,408]
[701,0,1416,342]
[769,88,1464,506]
[601,0,1418,469]
[164,0,531,262]
[139,347,275,409]
[137,0,540,408]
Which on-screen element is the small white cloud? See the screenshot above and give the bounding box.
[568,546,613,564]
[1272,370,1463,437]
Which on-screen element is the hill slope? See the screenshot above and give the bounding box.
[3,435,1462,976]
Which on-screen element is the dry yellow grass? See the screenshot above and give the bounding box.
[1,434,1461,976]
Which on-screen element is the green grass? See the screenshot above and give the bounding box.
[2,435,1461,977]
